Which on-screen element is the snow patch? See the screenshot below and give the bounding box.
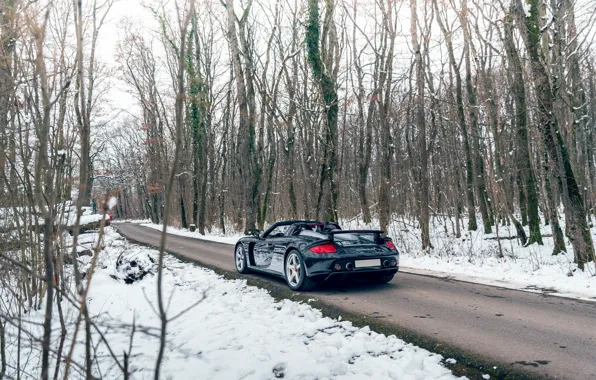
[139,222,242,245]
[522,0,531,17]
[4,228,461,379]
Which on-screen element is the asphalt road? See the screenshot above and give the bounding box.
[115,223,596,379]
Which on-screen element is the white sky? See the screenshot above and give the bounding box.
[96,0,155,121]
[92,0,596,126]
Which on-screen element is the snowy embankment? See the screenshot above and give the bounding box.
[137,218,596,301]
[138,222,241,245]
[367,218,596,301]
[5,227,460,379]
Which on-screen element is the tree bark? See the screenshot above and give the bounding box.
[543,152,567,254]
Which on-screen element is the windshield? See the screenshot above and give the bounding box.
[266,225,291,238]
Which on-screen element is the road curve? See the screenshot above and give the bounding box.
[114,223,596,380]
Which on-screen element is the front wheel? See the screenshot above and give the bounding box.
[284,250,318,291]
[235,244,250,274]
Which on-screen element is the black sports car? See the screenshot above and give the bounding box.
[234,220,400,291]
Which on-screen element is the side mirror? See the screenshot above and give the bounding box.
[247,228,261,238]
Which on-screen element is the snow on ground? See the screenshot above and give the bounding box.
[133,216,596,301]
[4,227,460,380]
[58,204,107,226]
[361,217,596,301]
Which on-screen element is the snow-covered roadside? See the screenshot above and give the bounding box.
[138,222,242,245]
[134,220,596,301]
[5,227,461,379]
[116,218,152,224]
[372,219,596,301]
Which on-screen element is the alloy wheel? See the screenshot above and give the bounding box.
[286,252,301,287]
[235,246,245,271]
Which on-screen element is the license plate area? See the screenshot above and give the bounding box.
[355,259,381,268]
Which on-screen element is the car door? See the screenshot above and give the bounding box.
[253,238,270,267]
[266,234,292,274]
[254,225,286,268]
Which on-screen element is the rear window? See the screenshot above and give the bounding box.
[333,233,378,246]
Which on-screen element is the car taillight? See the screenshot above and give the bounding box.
[385,241,397,251]
[309,243,337,254]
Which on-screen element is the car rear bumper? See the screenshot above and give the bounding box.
[304,254,399,280]
[319,267,399,282]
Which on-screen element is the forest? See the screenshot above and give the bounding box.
[0,0,595,257]
[110,0,593,266]
[1,0,596,266]
[0,0,596,378]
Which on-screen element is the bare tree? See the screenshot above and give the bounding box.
[410,0,432,249]
[306,0,340,222]
[154,1,195,378]
[433,0,478,232]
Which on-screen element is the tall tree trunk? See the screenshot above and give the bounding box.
[226,0,258,232]
[433,0,477,231]
[410,0,431,249]
[460,0,491,234]
[543,152,567,254]
[0,0,16,199]
[517,172,528,225]
[179,179,188,229]
[514,0,594,267]
[282,23,299,219]
[0,318,5,379]
[154,3,194,378]
[306,0,339,222]
[351,0,373,224]
[503,9,543,244]
[33,15,58,379]
[565,0,590,217]
[587,59,596,219]
[375,0,396,232]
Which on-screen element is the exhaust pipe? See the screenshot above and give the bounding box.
[346,262,354,271]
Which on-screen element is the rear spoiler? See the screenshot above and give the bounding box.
[328,230,386,244]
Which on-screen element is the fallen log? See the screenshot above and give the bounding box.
[484,233,552,241]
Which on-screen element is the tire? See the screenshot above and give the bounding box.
[235,244,250,274]
[368,273,394,284]
[284,250,318,291]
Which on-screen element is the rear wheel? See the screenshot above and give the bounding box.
[235,244,250,274]
[284,250,318,291]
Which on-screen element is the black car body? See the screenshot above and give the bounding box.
[234,220,399,291]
